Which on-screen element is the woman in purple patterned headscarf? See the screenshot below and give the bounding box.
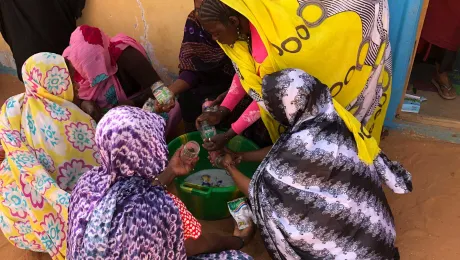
[67,106,254,260]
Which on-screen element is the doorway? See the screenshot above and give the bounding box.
[398,0,460,129]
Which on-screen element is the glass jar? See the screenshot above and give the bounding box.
[151,81,173,105]
[142,98,157,113]
[199,100,219,140]
[209,151,225,169]
[214,154,225,169]
[180,141,200,163]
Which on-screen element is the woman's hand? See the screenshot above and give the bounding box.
[223,147,243,167]
[154,97,176,113]
[233,219,256,247]
[80,100,103,122]
[167,145,198,177]
[208,149,241,168]
[221,153,237,169]
[207,152,235,169]
[195,106,230,129]
[202,129,237,151]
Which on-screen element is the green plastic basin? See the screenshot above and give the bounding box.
[168,131,259,220]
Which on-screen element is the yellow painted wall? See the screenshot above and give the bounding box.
[0,0,193,83]
[0,40,11,53]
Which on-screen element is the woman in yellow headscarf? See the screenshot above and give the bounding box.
[195,0,392,150]
[0,52,99,259]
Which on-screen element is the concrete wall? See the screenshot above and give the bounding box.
[0,40,16,75]
[0,0,193,83]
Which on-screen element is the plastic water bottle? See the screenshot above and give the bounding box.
[202,98,214,112]
[199,121,217,140]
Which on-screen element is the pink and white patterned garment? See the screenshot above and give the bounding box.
[220,23,267,135]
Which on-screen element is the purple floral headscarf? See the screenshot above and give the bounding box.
[95,105,168,182]
[67,106,186,260]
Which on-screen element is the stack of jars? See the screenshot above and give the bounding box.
[197,99,226,168]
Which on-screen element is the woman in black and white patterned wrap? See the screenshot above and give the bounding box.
[222,68,413,260]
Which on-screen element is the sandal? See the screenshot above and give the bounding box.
[432,76,457,100]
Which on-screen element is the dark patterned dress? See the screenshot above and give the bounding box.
[178,11,234,125]
[249,69,412,259]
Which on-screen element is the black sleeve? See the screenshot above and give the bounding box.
[66,0,86,19]
[0,6,4,37]
[117,46,161,90]
[75,0,86,18]
[116,46,162,107]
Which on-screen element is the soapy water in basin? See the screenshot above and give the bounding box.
[184,169,235,188]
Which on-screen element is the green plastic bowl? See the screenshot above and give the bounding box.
[168,131,260,220]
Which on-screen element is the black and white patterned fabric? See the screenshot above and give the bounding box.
[249,69,412,260]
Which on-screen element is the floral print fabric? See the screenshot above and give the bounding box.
[68,106,252,259]
[0,53,100,259]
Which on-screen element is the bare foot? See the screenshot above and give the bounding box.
[433,64,456,100]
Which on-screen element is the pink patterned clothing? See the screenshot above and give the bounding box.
[220,24,267,134]
[63,25,181,137]
[63,25,147,109]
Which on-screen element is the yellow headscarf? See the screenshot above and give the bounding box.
[216,0,392,147]
[0,53,99,259]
